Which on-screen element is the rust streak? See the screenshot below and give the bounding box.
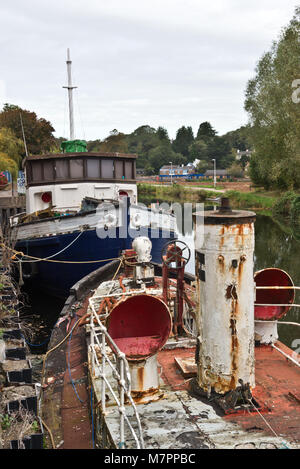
[137,366,144,390]
[230,298,239,390]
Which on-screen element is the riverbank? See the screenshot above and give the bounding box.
[137,182,300,220]
[137,182,221,204]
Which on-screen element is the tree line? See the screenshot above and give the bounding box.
[86,123,252,175]
[0,101,252,178]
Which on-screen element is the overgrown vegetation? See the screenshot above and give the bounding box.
[272,191,300,224]
[0,407,40,449]
[137,182,220,204]
[245,7,300,190]
[225,190,276,211]
[0,104,56,157]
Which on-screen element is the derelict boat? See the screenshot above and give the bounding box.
[11,145,176,298]
[42,202,300,449]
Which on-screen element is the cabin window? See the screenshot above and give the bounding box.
[70,159,84,179]
[43,160,54,180]
[125,161,133,179]
[101,159,114,179]
[114,160,124,179]
[87,159,100,178]
[26,163,33,183]
[56,160,69,179]
[32,162,43,181]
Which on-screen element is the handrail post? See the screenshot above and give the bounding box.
[90,309,94,377]
[119,358,125,449]
[101,331,106,412]
[88,296,145,448]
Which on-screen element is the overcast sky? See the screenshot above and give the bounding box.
[0,0,298,141]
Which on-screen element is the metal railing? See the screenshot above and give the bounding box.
[255,285,300,308]
[88,296,145,449]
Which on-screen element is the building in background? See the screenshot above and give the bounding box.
[159,164,195,178]
[236,149,252,161]
[204,169,228,180]
[159,164,230,181]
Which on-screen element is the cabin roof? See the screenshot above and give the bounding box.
[25,151,138,162]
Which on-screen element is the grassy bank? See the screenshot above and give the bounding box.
[225,190,276,212]
[137,182,300,223]
[137,182,221,203]
[137,182,276,209]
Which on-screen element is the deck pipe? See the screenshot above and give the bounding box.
[193,198,256,395]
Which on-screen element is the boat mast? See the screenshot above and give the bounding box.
[63,48,77,140]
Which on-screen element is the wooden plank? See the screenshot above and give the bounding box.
[174,356,197,378]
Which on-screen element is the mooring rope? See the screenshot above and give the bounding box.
[247,398,290,449]
[10,230,84,263]
[1,242,129,264]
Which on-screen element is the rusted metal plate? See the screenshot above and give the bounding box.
[114,336,162,360]
[174,356,197,378]
[225,342,300,444]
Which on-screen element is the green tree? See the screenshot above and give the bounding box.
[156,126,170,142]
[148,143,184,174]
[196,121,216,141]
[172,126,194,161]
[0,152,18,179]
[127,125,158,168]
[227,162,244,179]
[244,7,300,190]
[99,130,128,152]
[0,104,56,156]
[87,139,102,152]
[195,160,210,174]
[222,126,253,151]
[206,136,235,168]
[240,152,251,170]
[188,139,208,161]
[0,128,23,166]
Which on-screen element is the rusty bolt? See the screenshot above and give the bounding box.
[218,255,224,264]
[240,255,247,263]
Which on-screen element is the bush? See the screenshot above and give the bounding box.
[226,190,275,210]
[291,195,300,225]
[272,191,298,217]
[227,163,244,179]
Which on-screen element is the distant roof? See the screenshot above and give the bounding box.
[205,169,228,176]
[160,165,194,171]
